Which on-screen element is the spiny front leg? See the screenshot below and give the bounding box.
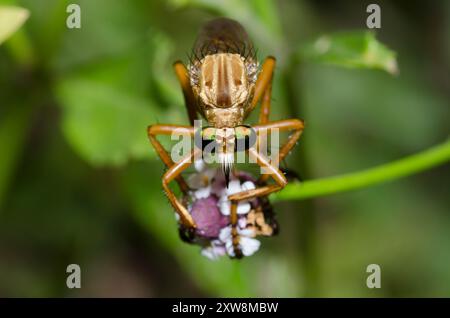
[173,61,198,125]
[229,147,288,202]
[148,124,195,194]
[247,56,276,120]
[253,118,305,184]
[161,148,201,231]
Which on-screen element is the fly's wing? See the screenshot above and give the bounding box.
[192,18,256,62]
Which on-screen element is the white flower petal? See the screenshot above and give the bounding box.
[214,246,227,257]
[211,239,224,247]
[219,226,261,257]
[239,237,261,257]
[219,226,232,242]
[237,202,251,214]
[241,181,256,191]
[218,198,231,215]
[194,159,206,172]
[201,239,228,260]
[238,228,256,237]
[201,247,218,260]
[225,240,235,257]
[238,217,247,229]
[226,180,242,195]
[194,186,211,199]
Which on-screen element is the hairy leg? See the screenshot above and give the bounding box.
[253,119,305,184]
[227,119,304,257]
[173,61,198,125]
[162,147,202,229]
[147,124,194,195]
[246,56,276,122]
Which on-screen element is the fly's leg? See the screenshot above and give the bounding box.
[173,61,198,125]
[161,148,202,235]
[147,124,194,193]
[228,119,304,257]
[246,56,276,124]
[148,125,199,241]
[249,57,305,177]
[230,57,302,258]
[253,119,305,184]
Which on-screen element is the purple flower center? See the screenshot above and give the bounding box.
[190,195,229,238]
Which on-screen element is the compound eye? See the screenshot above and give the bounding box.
[202,127,216,140]
[235,125,256,151]
[194,127,217,152]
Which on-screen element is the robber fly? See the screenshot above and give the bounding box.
[148,18,304,258]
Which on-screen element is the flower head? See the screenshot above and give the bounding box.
[179,159,278,259]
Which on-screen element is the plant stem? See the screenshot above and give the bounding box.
[272,139,450,202]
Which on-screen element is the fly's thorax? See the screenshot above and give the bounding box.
[198,53,249,108]
[190,53,258,128]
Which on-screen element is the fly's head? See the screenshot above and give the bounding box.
[196,125,257,184]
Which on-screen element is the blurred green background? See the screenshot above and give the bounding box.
[0,0,449,297]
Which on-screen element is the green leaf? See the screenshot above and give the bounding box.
[298,31,398,75]
[0,5,29,45]
[56,77,159,166]
[54,28,192,167]
[52,0,148,70]
[149,32,183,107]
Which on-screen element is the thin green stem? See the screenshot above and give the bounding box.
[272,139,450,201]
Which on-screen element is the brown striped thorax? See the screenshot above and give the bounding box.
[189,53,259,128]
